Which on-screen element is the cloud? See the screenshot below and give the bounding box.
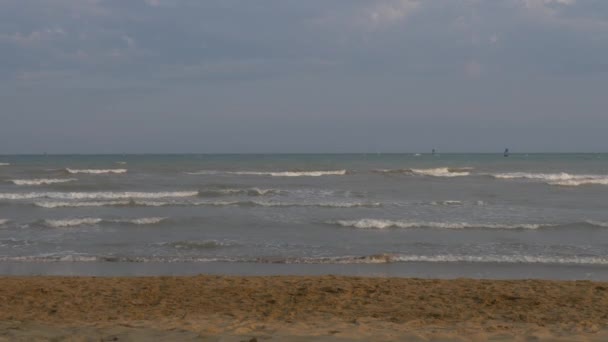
[1,0,608,85]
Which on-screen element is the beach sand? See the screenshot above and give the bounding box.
[1,275,608,341]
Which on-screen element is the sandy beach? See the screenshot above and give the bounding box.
[0,276,607,341]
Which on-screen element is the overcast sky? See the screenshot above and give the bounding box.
[1,0,607,153]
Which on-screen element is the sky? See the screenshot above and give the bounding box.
[1,0,608,153]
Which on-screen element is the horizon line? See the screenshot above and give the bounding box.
[1,152,608,156]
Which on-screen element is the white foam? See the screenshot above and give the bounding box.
[33,198,381,208]
[10,178,77,186]
[163,240,235,250]
[124,217,167,225]
[199,188,281,196]
[491,172,608,186]
[188,170,348,177]
[260,254,608,265]
[3,253,608,266]
[66,168,127,174]
[0,163,10,166]
[115,161,127,165]
[331,219,552,230]
[430,200,463,206]
[0,219,9,225]
[376,167,472,177]
[550,179,608,186]
[35,201,131,208]
[44,218,103,227]
[410,167,471,177]
[586,220,608,228]
[44,217,167,227]
[391,254,608,265]
[185,170,220,175]
[0,191,199,200]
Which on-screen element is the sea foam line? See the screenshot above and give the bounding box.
[0,191,199,200]
[157,240,238,250]
[491,172,608,186]
[329,219,556,230]
[375,167,472,177]
[187,170,348,177]
[3,253,608,266]
[198,188,282,197]
[10,178,78,186]
[43,217,167,228]
[0,163,10,166]
[34,200,382,209]
[65,168,127,174]
[286,254,608,265]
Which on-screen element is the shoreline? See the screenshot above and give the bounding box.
[2,261,608,281]
[1,275,607,341]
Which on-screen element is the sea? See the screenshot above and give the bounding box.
[1,154,608,280]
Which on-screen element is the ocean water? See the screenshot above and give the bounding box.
[1,154,608,279]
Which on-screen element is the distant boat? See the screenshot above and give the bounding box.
[504,148,509,157]
[432,149,436,156]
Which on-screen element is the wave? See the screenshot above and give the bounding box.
[4,253,608,266]
[135,200,381,208]
[0,191,199,200]
[0,219,9,225]
[198,188,282,197]
[158,240,238,250]
[10,178,78,186]
[550,179,608,186]
[34,199,382,209]
[0,238,32,248]
[0,163,10,166]
[35,200,131,208]
[115,161,127,165]
[585,220,608,228]
[430,200,463,206]
[187,170,348,177]
[65,168,127,174]
[329,219,555,230]
[43,217,167,228]
[375,167,472,177]
[491,172,608,186]
[287,254,608,265]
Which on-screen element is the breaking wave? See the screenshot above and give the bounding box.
[4,253,608,266]
[10,178,78,186]
[329,219,556,230]
[65,168,127,174]
[375,167,472,177]
[585,220,608,228]
[0,191,199,200]
[158,240,238,250]
[43,217,167,228]
[491,172,608,186]
[34,200,381,209]
[0,163,10,166]
[35,201,131,208]
[430,200,463,206]
[198,188,282,197]
[187,170,348,177]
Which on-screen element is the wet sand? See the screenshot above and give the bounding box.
[1,275,608,341]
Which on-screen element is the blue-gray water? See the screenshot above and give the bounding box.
[1,154,608,279]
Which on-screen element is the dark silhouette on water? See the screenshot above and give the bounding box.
[432,148,436,156]
[504,148,509,157]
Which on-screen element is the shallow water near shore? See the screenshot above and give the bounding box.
[1,153,608,279]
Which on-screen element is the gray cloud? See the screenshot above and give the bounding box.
[1,0,607,153]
